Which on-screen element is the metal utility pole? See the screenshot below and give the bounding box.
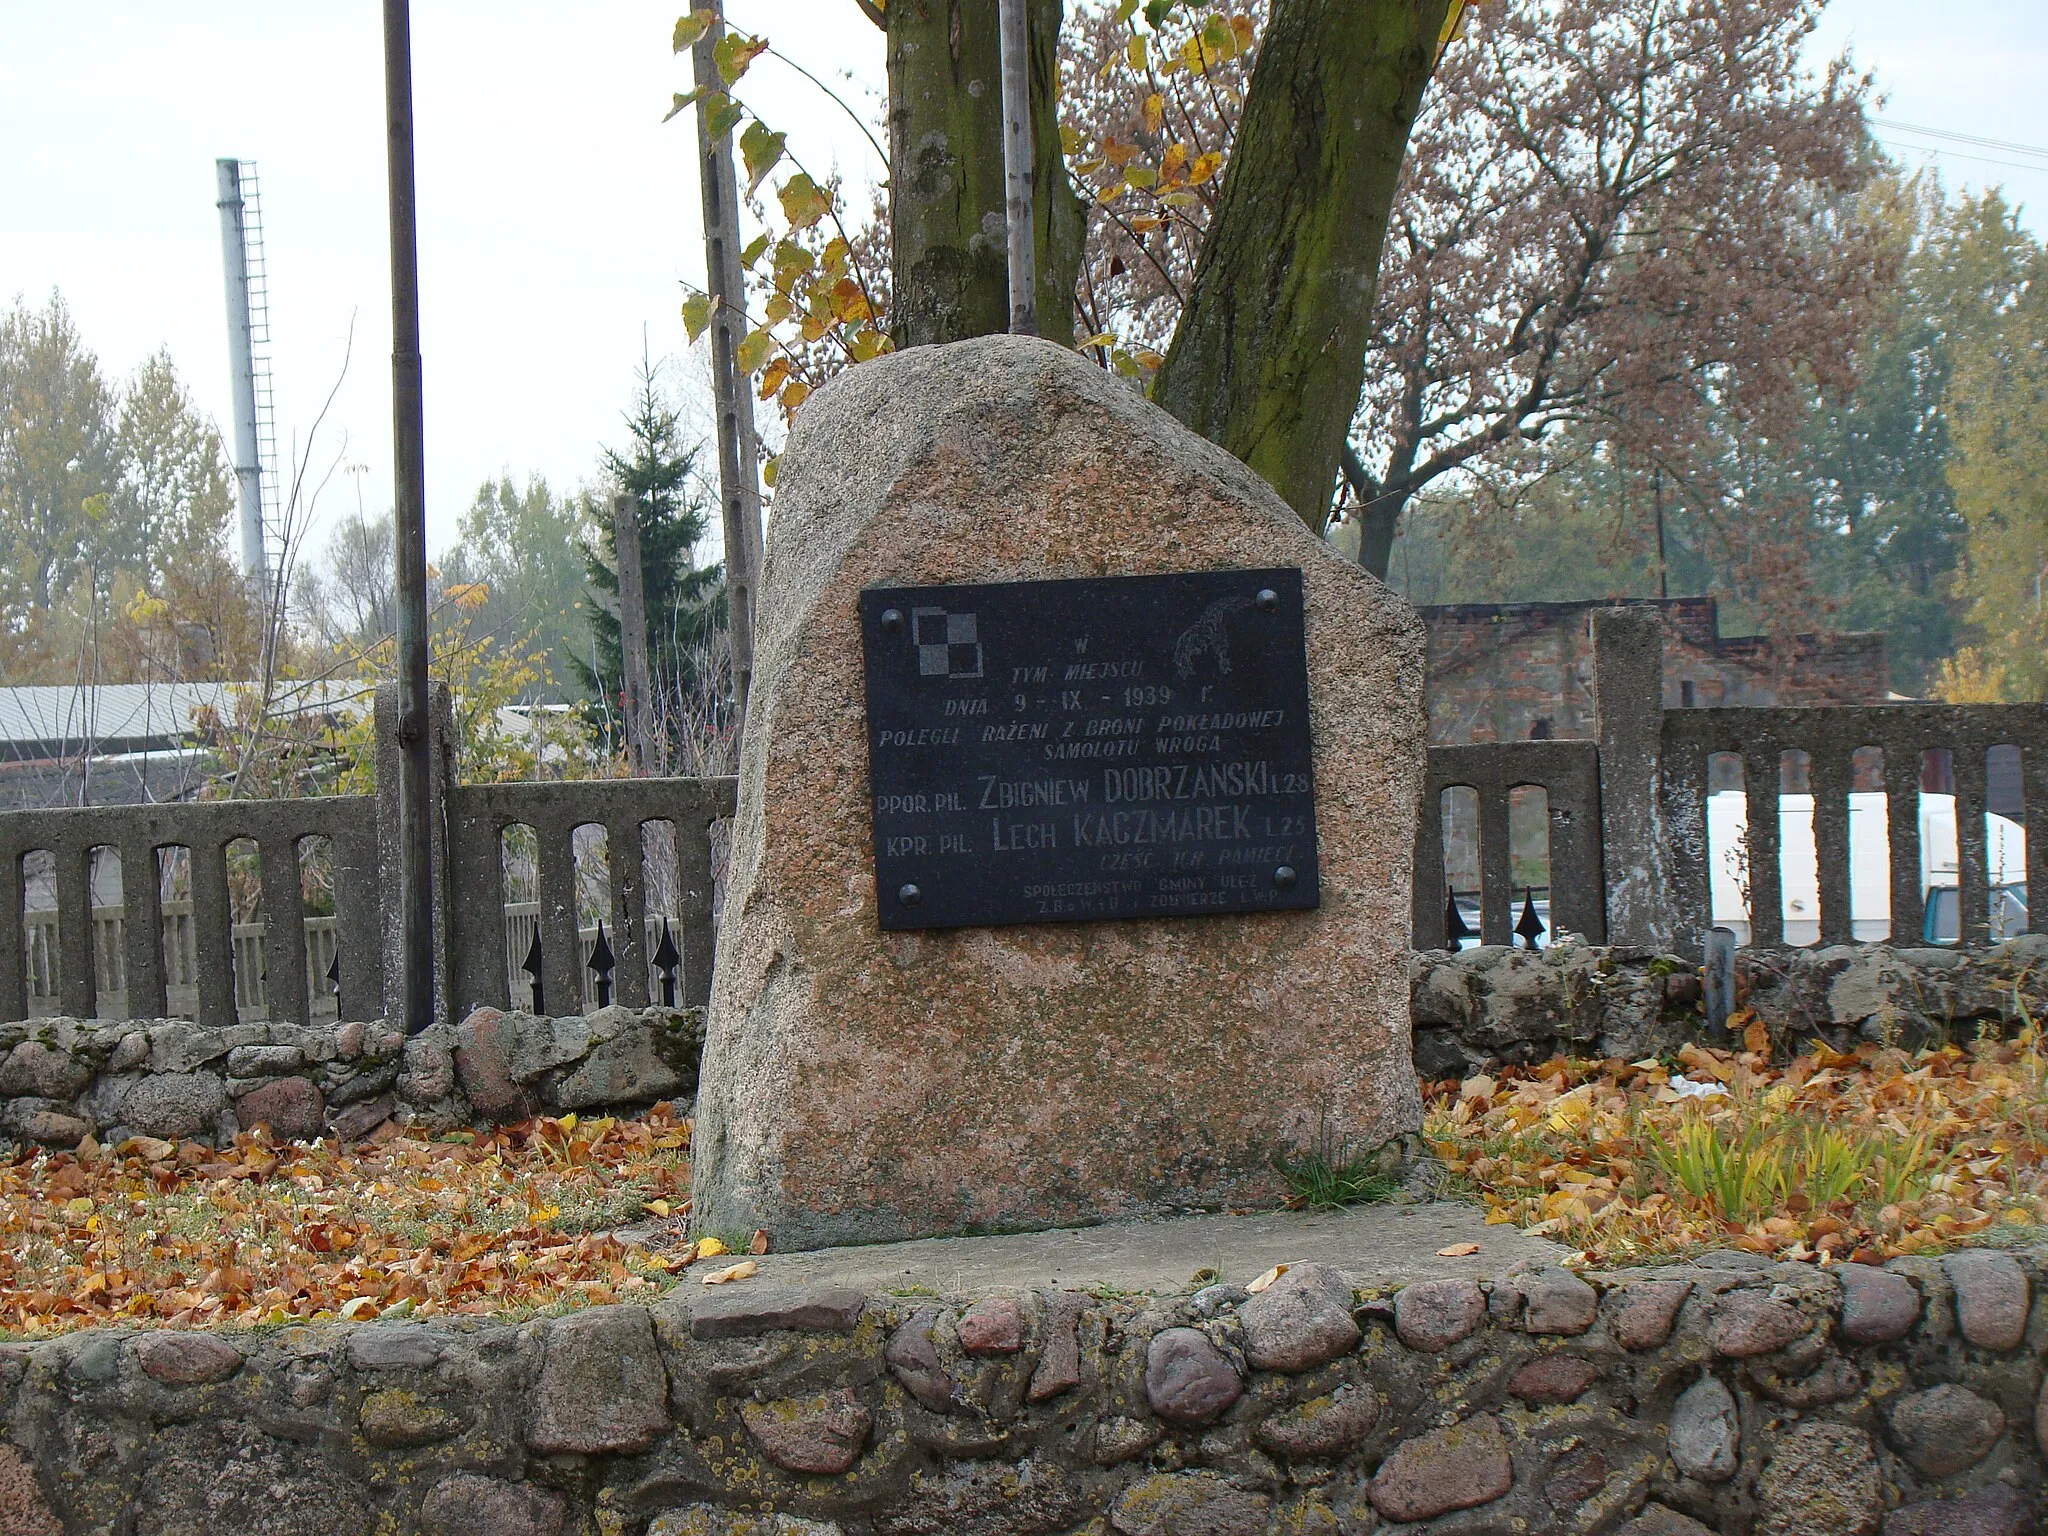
[214,159,272,586]
[691,3,765,746]
[383,0,434,1034]
[1653,466,1668,600]
[612,494,657,775]
[997,0,1037,336]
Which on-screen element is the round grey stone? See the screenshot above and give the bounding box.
[133,1332,242,1387]
[1143,1327,1242,1426]
[1887,1383,2005,1477]
[1237,1262,1360,1372]
[119,1072,226,1140]
[0,1041,90,1100]
[883,1309,953,1412]
[1710,1291,1808,1357]
[1941,1250,2030,1352]
[1394,1277,1487,1352]
[1669,1375,1740,1482]
[1835,1263,1919,1344]
[1369,1413,1513,1523]
[1511,1267,1599,1334]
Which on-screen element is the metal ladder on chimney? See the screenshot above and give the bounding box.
[237,161,281,560]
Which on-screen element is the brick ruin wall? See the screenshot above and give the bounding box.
[1423,598,1891,746]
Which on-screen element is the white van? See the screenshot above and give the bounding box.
[1708,789,2027,945]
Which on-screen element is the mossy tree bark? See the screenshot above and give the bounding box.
[887,0,1082,347]
[1153,0,1451,539]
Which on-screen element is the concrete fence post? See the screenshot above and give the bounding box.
[1593,608,1675,949]
[375,680,454,1024]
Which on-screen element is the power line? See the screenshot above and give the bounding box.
[1873,134,2048,178]
[1870,116,2048,162]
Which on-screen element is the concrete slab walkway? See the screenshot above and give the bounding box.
[650,1200,1568,1298]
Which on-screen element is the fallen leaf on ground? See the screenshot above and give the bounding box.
[0,1104,693,1337]
[748,1229,770,1255]
[1425,1029,2048,1267]
[1436,1242,1480,1257]
[1247,1264,1287,1294]
[702,1260,758,1286]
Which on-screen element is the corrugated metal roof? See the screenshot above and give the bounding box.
[0,682,363,755]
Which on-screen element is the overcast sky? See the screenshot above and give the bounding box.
[3,1,2045,579]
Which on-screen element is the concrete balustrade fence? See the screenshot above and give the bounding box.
[3,617,2045,1040]
[0,685,733,1035]
[1416,609,2048,959]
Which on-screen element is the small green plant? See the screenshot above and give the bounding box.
[1792,1121,1868,1208]
[1647,1112,1784,1223]
[1273,1123,1398,1210]
[1869,1122,1946,1207]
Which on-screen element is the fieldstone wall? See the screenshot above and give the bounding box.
[0,1006,704,1152]
[6,937,2044,1153]
[1412,935,2048,1081]
[2,1244,2045,1534]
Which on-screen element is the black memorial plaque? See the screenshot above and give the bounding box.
[860,567,1320,930]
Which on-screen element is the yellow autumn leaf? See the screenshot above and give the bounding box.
[778,172,833,232]
[1436,1242,1480,1257]
[672,9,715,52]
[1141,92,1165,135]
[694,1235,729,1259]
[735,328,776,375]
[703,1260,759,1286]
[681,292,713,343]
[779,379,811,413]
[1246,1263,1288,1294]
[713,31,768,86]
[644,1199,671,1219]
[1187,150,1223,185]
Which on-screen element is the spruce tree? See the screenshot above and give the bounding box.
[574,360,726,757]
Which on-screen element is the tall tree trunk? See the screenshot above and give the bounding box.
[888,0,1081,347]
[1029,0,1084,341]
[1154,0,1450,538]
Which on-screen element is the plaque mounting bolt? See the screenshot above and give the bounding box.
[1273,865,1298,890]
[898,883,922,907]
[1255,588,1279,611]
[880,608,905,634]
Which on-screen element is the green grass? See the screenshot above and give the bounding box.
[1645,1107,1946,1225]
[1273,1126,1398,1210]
